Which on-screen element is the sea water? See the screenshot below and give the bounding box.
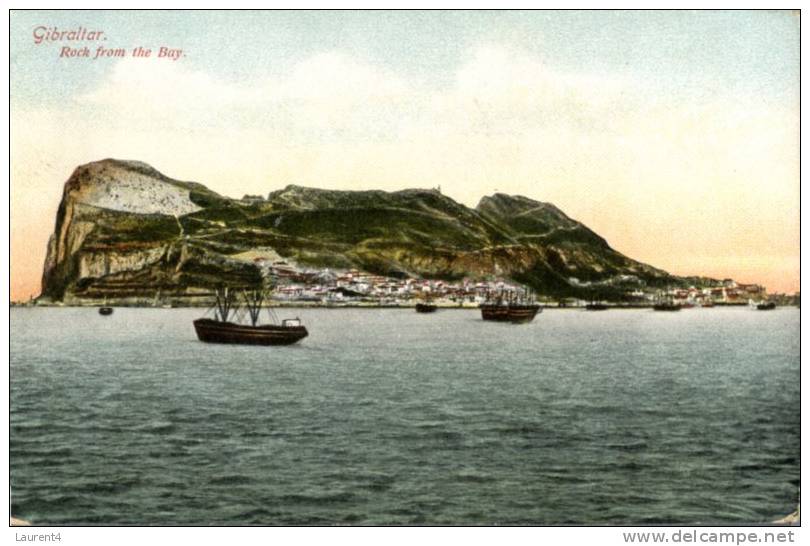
[10,306,800,524]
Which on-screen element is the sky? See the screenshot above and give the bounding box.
[9,10,800,300]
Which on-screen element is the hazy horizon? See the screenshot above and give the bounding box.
[10,10,800,299]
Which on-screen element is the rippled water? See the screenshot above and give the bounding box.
[10,306,800,525]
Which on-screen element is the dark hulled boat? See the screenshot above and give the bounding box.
[193,318,307,345]
[194,287,308,346]
[756,302,776,311]
[99,306,113,315]
[415,303,438,313]
[479,303,542,323]
[480,288,541,323]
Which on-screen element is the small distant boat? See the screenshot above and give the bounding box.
[701,301,715,308]
[194,287,308,346]
[98,307,113,316]
[585,303,608,311]
[415,303,437,313]
[756,302,776,311]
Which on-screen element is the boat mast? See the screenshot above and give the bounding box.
[215,286,235,322]
[242,289,264,327]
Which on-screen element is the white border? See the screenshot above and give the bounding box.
[4,5,804,546]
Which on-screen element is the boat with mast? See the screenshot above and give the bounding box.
[193,286,308,345]
[415,291,437,313]
[479,287,541,323]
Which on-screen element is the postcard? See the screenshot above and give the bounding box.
[8,8,800,538]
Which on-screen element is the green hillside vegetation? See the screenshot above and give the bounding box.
[41,159,686,301]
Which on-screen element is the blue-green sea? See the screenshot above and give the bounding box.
[10,306,800,525]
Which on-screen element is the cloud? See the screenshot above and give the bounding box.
[80,57,258,123]
[454,44,626,110]
[78,51,416,137]
[281,51,410,103]
[75,44,638,140]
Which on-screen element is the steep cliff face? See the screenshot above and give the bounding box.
[40,159,257,301]
[40,158,682,302]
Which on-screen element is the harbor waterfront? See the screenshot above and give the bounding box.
[10,306,799,525]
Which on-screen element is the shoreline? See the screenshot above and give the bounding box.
[11,301,756,310]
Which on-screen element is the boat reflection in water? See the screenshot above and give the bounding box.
[193,287,308,346]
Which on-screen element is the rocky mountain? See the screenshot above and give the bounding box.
[40,159,685,303]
